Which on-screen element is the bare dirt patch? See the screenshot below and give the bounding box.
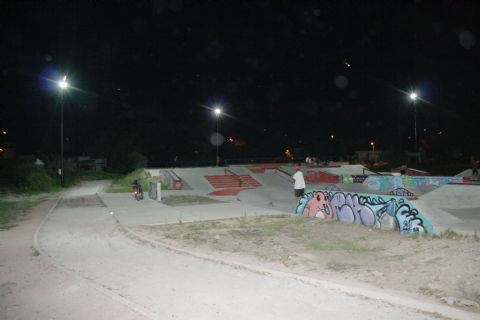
[133,215,480,313]
[161,195,223,206]
[0,195,144,320]
[57,195,105,208]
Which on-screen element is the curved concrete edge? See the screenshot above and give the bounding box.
[109,210,480,320]
[32,192,158,320]
[413,199,478,236]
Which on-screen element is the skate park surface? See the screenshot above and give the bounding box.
[88,164,480,319]
[142,164,480,235]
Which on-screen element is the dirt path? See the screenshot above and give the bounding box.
[3,182,478,319]
[132,215,480,314]
[35,181,464,320]
[0,195,145,320]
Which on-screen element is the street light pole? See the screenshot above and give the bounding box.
[409,92,418,168]
[370,141,375,163]
[214,107,222,166]
[58,76,68,186]
[216,116,219,163]
[60,92,64,186]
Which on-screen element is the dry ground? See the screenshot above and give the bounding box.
[133,214,480,313]
[0,195,145,320]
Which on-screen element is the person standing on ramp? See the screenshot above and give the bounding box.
[292,165,305,201]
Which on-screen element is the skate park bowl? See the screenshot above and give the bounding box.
[145,164,478,236]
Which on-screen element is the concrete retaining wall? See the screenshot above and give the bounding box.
[295,190,433,235]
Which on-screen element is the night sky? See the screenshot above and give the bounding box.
[1,0,479,164]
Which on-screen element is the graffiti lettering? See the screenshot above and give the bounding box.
[364,176,463,191]
[296,190,432,235]
[388,187,416,197]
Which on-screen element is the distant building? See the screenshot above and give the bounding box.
[354,150,382,163]
[77,156,107,172]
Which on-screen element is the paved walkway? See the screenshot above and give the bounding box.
[100,192,289,227]
[34,181,480,320]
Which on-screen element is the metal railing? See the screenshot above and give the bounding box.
[275,168,294,183]
[224,168,243,187]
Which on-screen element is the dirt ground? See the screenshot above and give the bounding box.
[0,195,145,320]
[133,214,480,313]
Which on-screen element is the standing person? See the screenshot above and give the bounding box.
[292,165,305,201]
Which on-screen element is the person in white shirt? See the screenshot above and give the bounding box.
[292,165,305,200]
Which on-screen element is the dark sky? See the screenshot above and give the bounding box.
[1,0,479,162]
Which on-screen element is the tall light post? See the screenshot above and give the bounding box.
[214,107,222,166]
[58,76,68,186]
[409,92,418,167]
[370,141,375,163]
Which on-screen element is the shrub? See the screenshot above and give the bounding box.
[12,162,53,192]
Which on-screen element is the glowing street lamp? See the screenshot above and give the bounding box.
[59,76,68,90]
[58,75,68,186]
[213,106,222,166]
[409,91,418,167]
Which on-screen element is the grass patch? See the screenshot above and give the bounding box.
[162,195,222,206]
[0,199,43,230]
[107,168,155,193]
[227,215,304,239]
[31,247,40,256]
[308,239,374,253]
[433,228,467,240]
[187,220,226,231]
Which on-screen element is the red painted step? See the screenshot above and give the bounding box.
[205,174,262,189]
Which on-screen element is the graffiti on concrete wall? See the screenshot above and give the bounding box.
[388,187,416,197]
[325,184,341,191]
[364,175,463,191]
[342,175,368,184]
[295,190,432,235]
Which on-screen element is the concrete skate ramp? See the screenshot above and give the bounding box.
[318,164,375,176]
[236,172,293,212]
[456,169,475,177]
[419,184,480,209]
[294,189,433,235]
[415,185,480,234]
[147,167,226,192]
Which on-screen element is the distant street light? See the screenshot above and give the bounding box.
[370,141,375,163]
[409,91,418,167]
[214,106,222,166]
[58,76,68,186]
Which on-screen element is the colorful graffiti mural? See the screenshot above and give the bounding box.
[341,175,368,184]
[325,184,341,191]
[364,176,463,191]
[295,190,433,235]
[388,187,416,197]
